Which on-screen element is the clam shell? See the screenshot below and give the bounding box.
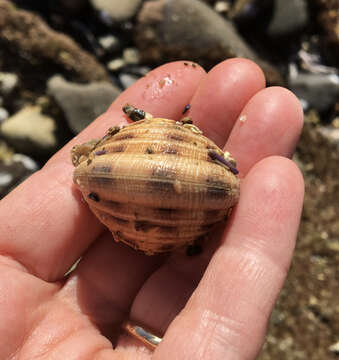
[72,116,240,255]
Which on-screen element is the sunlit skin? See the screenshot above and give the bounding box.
[0,58,304,360]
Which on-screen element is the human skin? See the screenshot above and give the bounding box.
[0,58,304,360]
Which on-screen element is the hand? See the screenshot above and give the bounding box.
[0,59,304,359]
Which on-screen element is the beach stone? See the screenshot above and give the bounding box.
[90,0,142,22]
[268,0,308,37]
[136,0,283,84]
[0,106,57,155]
[0,0,109,82]
[0,72,18,97]
[107,58,126,72]
[99,34,120,53]
[48,75,121,133]
[123,47,140,65]
[0,108,9,123]
[289,67,339,111]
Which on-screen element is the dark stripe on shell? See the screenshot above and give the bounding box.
[115,133,134,140]
[168,134,184,142]
[89,176,115,187]
[92,165,111,173]
[111,144,125,152]
[134,221,156,232]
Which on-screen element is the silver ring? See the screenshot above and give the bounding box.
[122,320,162,350]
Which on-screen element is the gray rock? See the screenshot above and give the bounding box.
[268,0,308,37]
[48,75,121,133]
[0,72,18,97]
[0,106,58,155]
[90,0,142,22]
[288,64,339,111]
[136,0,283,84]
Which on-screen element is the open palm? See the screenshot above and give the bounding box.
[0,59,304,360]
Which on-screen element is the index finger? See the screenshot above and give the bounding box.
[0,61,206,281]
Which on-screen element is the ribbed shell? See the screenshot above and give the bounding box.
[73,117,240,255]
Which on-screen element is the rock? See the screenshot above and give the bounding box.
[90,0,142,22]
[267,0,308,37]
[0,108,9,123]
[99,34,120,53]
[0,0,109,82]
[136,0,283,85]
[107,58,126,72]
[0,72,18,97]
[48,75,121,134]
[0,106,58,156]
[329,341,339,354]
[123,47,140,65]
[288,64,339,111]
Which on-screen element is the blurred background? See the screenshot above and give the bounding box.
[0,0,338,358]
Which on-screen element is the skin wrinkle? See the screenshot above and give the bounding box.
[204,245,287,315]
[0,273,60,360]
[22,299,111,360]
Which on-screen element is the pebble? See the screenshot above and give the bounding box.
[48,75,121,133]
[90,0,142,22]
[123,47,140,65]
[0,72,18,97]
[107,58,126,72]
[0,106,57,156]
[0,108,9,123]
[267,0,308,37]
[136,0,282,84]
[288,64,339,111]
[329,341,339,354]
[214,1,230,14]
[98,35,120,53]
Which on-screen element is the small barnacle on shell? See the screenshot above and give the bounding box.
[71,104,240,255]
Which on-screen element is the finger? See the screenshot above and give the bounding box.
[0,61,206,281]
[47,61,206,165]
[188,58,265,147]
[154,157,304,360]
[226,86,304,176]
[127,85,303,333]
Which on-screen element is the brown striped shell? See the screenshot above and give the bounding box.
[71,107,240,255]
